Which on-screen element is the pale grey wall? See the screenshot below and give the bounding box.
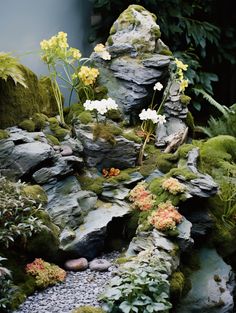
[0,0,92,76]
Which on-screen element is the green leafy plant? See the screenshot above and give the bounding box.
[25,258,66,289]
[100,253,172,313]
[0,52,27,88]
[0,257,14,312]
[0,178,43,248]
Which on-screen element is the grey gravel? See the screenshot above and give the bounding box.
[14,252,119,313]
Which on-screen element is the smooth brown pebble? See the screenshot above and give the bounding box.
[64,257,88,271]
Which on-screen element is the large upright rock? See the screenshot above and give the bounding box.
[0,65,58,128]
[91,5,171,121]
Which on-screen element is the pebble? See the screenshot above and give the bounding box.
[89,259,111,272]
[64,258,88,271]
[14,252,119,313]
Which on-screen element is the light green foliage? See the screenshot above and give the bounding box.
[0,52,27,87]
[93,123,123,145]
[100,254,172,313]
[0,129,9,140]
[78,111,93,124]
[72,306,105,313]
[0,178,43,248]
[19,119,36,132]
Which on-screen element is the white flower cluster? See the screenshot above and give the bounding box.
[94,43,111,61]
[83,98,118,115]
[153,82,163,91]
[139,108,166,124]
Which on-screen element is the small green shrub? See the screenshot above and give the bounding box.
[0,178,43,248]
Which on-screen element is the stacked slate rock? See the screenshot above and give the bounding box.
[91,5,171,122]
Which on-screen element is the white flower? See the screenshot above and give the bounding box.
[94,43,111,61]
[154,82,163,91]
[83,98,118,115]
[157,114,166,125]
[101,51,111,61]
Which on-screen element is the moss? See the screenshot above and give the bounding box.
[107,36,114,46]
[72,306,105,313]
[49,117,59,129]
[53,128,68,140]
[180,94,191,106]
[150,26,161,39]
[148,177,186,206]
[93,123,123,145]
[0,129,9,140]
[138,210,153,231]
[32,113,48,130]
[115,256,134,265]
[78,176,105,195]
[38,76,59,116]
[0,66,58,129]
[78,111,93,125]
[110,25,116,35]
[122,130,142,144]
[170,271,185,301]
[167,168,198,181]
[19,119,36,132]
[21,185,48,204]
[159,48,173,56]
[94,85,108,100]
[65,103,85,123]
[106,171,131,184]
[185,111,195,136]
[106,109,122,122]
[46,134,60,146]
[177,143,196,159]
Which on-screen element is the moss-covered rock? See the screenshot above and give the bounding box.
[48,117,70,141]
[167,168,198,181]
[21,185,48,205]
[78,176,105,195]
[93,123,123,145]
[177,144,196,159]
[122,130,142,144]
[19,119,36,132]
[72,306,105,313]
[180,95,191,106]
[0,129,9,140]
[0,65,58,128]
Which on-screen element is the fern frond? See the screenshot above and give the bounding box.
[0,52,27,88]
[193,88,229,116]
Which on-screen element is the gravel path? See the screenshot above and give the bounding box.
[14,252,119,313]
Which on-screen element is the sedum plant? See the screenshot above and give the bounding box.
[25,258,66,289]
[0,177,43,248]
[0,52,27,88]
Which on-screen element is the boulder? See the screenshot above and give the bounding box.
[43,176,97,229]
[176,248,235,313]
[0,65,58,128]
[89,259,111,272]
[64,257,88,271]
[60,200,131,260]
[75,124,140,169]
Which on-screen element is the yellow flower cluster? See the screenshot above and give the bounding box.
[77,66,99,86]
[162,177,186,195]
[174,58,189,93]
[94,43,111,61]
[40,31,81,64]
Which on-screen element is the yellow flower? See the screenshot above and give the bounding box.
[177,69,184,81]
[69,48,81,60]
[179,79,189,92]
[94,43,105,53]
[78,66,99,86]
[40,40,49,50]
[174,58,188,71]
[58,31,67,39]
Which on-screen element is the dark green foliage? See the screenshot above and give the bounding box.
[0,257,13,312]
[0,178,43,248]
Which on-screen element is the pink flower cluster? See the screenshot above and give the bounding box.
[162,177,185,195]
[150,201,183,231]
[129,182,155,211]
